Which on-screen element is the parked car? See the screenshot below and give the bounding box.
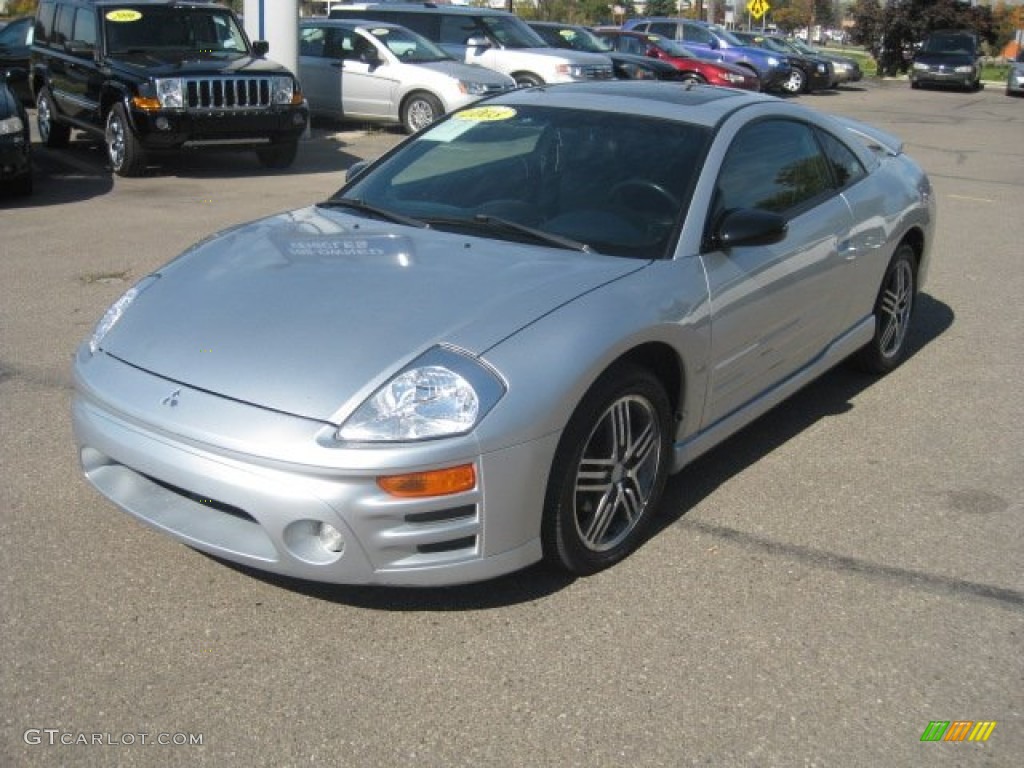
[0,16,33,103]
[528,21,685,82]
[731,31,833,94]
[593,28,760,90]
[329,4,613,87]
[30,0,308,176]
[787,37,863,86]
[622,17,791,91]
[910,29,982,91]
[73,81,935,586]
[0,67,32,196]
[1008,48,1024,96]
[299,19,514,134]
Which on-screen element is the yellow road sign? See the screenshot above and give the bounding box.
[747,0,770,20]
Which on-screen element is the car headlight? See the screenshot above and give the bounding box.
[954,65,973,74]
[766,57,780,67]
[155,77,184,108]
[337,346,505,442]
[272,76,298,105]
[88,275,160,355]
[556,64,587,79]
[0,114,24,136]
[459,80,492,96]
[721,72,745,83]
[913,62,929,71]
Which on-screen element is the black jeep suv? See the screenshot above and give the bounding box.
[31,0,308,175]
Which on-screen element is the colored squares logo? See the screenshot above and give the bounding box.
[921,721,997,742]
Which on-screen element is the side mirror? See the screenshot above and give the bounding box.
[465,36,491,50]
[252,40,269,57]
[711,208,788,249]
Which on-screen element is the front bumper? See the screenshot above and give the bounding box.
[910,67,977,89]
[128,104,309,151]
[0,134,31,181]
[72,350,552,586]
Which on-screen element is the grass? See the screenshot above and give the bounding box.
[827,45,1010,82]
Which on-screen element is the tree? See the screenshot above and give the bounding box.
[646,0,678,17]
[5,0,39,16]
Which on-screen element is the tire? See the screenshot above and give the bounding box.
[36,87,71,148]
[105,104,147,177]
[681,72,707,85]
[512,72,543,88]
[851,244,917,374]
[542,364,672,576]
[401,91,443,134]
[257,139,299,170]
[782,67,807,95]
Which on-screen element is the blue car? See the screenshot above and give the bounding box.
[623,18,792,92]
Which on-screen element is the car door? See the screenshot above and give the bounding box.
[337,29,398,120]
[299,25,342,118]
[699,117,855,426]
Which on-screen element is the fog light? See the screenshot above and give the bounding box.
[317,522,345,553]
[292,111,307,125]
[155,117,170,131]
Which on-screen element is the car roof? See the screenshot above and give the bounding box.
[486,81,780,127]
[331,3,513,17]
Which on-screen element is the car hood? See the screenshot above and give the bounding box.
[100,206,644,422]
[111,52,290,77]
[418,59,513,86]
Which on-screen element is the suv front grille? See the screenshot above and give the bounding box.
[185,77,275,111]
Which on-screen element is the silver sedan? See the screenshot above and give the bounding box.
[73,83,935,586]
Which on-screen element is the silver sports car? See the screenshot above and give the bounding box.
[73,83,935,586]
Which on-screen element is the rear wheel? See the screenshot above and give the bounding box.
[36,88,71,148]
[106,104,147,177]
[542,364,671,576]
[852,244,917,374]
[401,92,443,134]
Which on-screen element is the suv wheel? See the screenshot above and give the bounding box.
[36,88,71,148]
[257,139,299,170]
[106,104,147,177]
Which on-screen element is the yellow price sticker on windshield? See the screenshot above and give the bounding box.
[456,106,516,122]
[106,10,143,22]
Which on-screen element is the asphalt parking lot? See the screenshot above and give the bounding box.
[1,81,1022,767]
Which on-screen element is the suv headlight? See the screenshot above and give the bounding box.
[155,78,185,108]
[337,346,505,442]
[271,76,297,105]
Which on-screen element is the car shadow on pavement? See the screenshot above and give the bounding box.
[210,292,954,611]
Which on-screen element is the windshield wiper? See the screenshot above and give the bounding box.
[317,197,429,228]
[474,215,591,252]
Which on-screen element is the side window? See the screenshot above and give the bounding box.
[438,15,479,45]
[34,0,57,47]
[71,8,97,53]
[715,119,833,216]
[646,23,676,38]
[54,3,74,46]
[299,26,326,57]
[815,129,867,189]
[685,25,713,45]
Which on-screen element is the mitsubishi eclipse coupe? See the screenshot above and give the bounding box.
[73,83,935,586]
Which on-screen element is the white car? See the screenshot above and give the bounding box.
[299,19,515,133]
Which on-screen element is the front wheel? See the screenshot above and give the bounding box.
[512,72,543,88]
[106,104,147,177]
[542,364,671,576]
[782,67,807,95]
[257,139,298,169]
[401,92,443,134]
[36,88,71,148]
[851,244,917,374]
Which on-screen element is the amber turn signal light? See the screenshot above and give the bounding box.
[377,464,476,498]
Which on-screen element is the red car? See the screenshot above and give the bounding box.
[594,29,761,91]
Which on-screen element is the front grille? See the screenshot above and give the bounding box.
[584,66,614,81]
[185,77,275,110]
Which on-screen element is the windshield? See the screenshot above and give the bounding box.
[655,37,697,59]
[922,33,977,55]
[337,104,710,259]
[479,16,548,49]
[534,25,612,54]
[104,7,248,54]
[364,25,451,62]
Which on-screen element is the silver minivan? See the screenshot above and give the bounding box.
[329,4,614,87]
[299,19,515,133]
